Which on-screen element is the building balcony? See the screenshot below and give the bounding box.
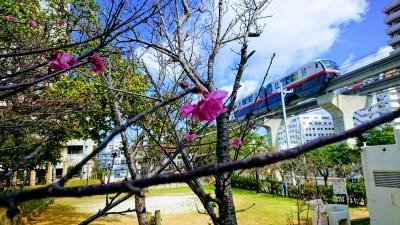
[384,0,400,14]
[388,35,400,46]
[385,8,400,24]
[386,22,400,35]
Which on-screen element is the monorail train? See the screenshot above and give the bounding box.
[234,59,340,120]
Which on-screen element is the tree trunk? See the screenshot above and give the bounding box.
[135,194,148,225]
[255,170,260,193]
[180,148,219,224]
[111,99,148,225]
[215,113,237,225]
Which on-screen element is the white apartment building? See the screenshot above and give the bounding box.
[96,139,130,179]
[353,88,400,128]
[55,139,96,180]
[278,114,335,150]
[96,139,148,179]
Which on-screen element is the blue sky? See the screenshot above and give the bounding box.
[109,0,392,142]
[218,0,393,99]
[321,0,388,63]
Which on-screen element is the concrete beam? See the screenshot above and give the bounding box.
[317,93,368,145]
[326,51,400,92]
[343,74,400,96]
[256,118,282,151]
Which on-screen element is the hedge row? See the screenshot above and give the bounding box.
[231,175,366,206]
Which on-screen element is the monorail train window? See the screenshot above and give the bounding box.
[288,73,296,83]
[241,95,253,105]
[321,60,339,70]
[315,63,318,69]
[266,84,272,94]
[301,68,306,76]
[280,78,286,86]
[257,88,266,98]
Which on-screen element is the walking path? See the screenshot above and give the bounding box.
[28,194,207,225]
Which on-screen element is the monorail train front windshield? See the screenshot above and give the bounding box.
[321,60,339,70]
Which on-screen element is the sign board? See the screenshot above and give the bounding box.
[333,178,347,195]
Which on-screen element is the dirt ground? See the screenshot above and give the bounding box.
[28,192,368,225]
[28,194,210,225]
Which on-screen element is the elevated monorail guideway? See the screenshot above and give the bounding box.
[227,50,400,150]
[342,71,400,95]
[244,51,400,123]
[326,51,400,92]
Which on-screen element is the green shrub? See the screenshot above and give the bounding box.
[347,178,366,205]
[231,175,258,191]
[232,174,366,206]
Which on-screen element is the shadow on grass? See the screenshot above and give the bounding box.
[352,219,370,225]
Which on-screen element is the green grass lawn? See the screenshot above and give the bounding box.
[28,181,368,225]
[146,185,367,225]
[19,197,52,214]
[146,185,308,224]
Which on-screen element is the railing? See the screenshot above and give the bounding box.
[388,35,400,46]
[383,0,400,13]
[340,48,393,74]
[385,8,400,24]
[386,22,400,35]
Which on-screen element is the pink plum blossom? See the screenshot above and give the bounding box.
[49,52,78,72]
[229,138,242,149]
[184,132,197,142]
[179,104,195,117]
[27,20,37,27]
[180,90,228,122]
[3,15,15,21]
[251,124,257,130]
[89,52,105,73]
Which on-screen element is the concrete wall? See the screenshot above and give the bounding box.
[55,139,96,180]
[361,128,400,225]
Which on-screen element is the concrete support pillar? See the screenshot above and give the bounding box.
[11,173,17,186]
[317,93,368,145]
[256,118,282,151]
[46,163,53,184]
[62,161,68,176]
[29,170,36,186]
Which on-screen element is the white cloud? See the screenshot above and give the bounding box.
[341,53,355,68]
[214,0,369,88]
[221,79,258,100]
[340,46,393,73]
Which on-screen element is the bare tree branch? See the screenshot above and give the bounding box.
[0,108,398,212]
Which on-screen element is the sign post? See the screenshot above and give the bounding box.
[333,178,348,204]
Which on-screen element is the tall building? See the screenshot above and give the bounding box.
[96,140,129,179]
[353,88,400,128]
[96,139,148,179]
[277,114,335,150]
[384,0,400,53]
